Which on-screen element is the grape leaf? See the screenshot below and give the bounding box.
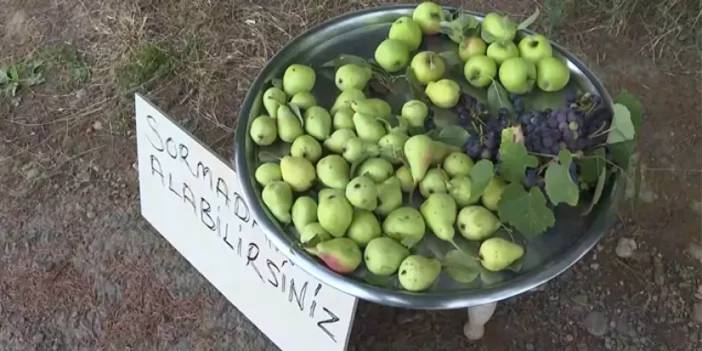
[608,91,644,169]
[607,103,635,144]
[405,66,426,100]
[517,8,540,30]
[545,150,580,206]
[431,107,460,128]
[438,50,462,68]
[487,81,515,118]
[578,148,606,183]
[498,183,555,236]
[443,249,481,283]
[440,14,480,43]
[583,168,607,215]
[258,142,290,162]
[467,159,494,203]
[437,125,470,148]
[321,54,369,69]
[288,103,304,125]
[498,142,538,183]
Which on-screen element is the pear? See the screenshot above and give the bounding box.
[262,181,293,224]
[401,100,429,128]
[292,196,317,234]
[419,168,448,197]
[331,88,366,114]
[314,238,362,274]
[443,152,474,177]
[378,130,408,165]
[263,87,286,118]
[395,166,414,193]
[388,16,423,51]
[347,210,382,247]
[353,113,386,143]
[342,137,379,164]
[410,51,446,84]
[290,91,317,110]
[457,206,501,240]
[458,36,487,61]
[335,63,372,91]
[304,106,332,141]
[283,64,316,95]
[383,207,426,248]
[481,12,517,43]
[425,79,461,108]
[412,1,444,35]
[375,176,403,216]
[300,222,331,246]
[280,156,316,192]
[345,175,378,211]
[404,134,434,184]
[364,237,410,276]
[324,128,356,154]
[290,134,322,163]
[398,255,441,292]
[482,177,507,211]
[479,237,524,272]
[447,176,475,206]
[367,98,392,120]
[357,158,394,183]
[374,39,410,73]
[430,141,461,165]
[276,105,304,143]
[420,193,457,242]
[333,107,355,130]
[316,155,350,189]
[249,115,277,146]
[318,191,354,238]
[255,162,282,186]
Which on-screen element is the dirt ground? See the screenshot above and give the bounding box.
[1,0,701,350]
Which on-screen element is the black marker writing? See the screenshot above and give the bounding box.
[246,243,264,282]
[289,279,308,312]
[182,183,196,213]
[317,307,339,343]
[233,192,250,223]
[165,137,178,159]
[146,115,164,151]
[266,259,280,288]
[200,197,215,230]
[216,178,230,207]
[150,155,164,186]
[309,284,323,318]
[168,174,181,198]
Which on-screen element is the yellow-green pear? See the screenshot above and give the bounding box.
[383,207,426,248]
[250,115,277,146]
[346,175,378,211]
[331,88,366,114]
[420,193,457,241]
[300,222,331,246]
[395,166,414,193]
[457,206,501,240]
[317,190,354,238]
[317,155,350,189]
[482,177,507,211]
[290,91,317,110]
[357,158,394,183]
[263,87,286,118]
[276,105,304,143]
[425,79,461,108]
[292,196,317,234]
[333,107,355,130]
[375,176,403,216]
[283,64,316,95]
[447,176,475,206]
[353,113,386,143]
[262,181,293,224]
[374,39,410,73]
[335,63,372,91]
[443,152,474,177]
[479,237,524,272]
[280,156,316,192]
[364,237,410,276]
[255,162,282,186]
[324,128,356,154]
[290,134,322,163]
[304,106,332,141]
[347,210,381,247]
[419,168,448,197]
[398,255,441,291]
[388,16,423,51]
[315,238,362,273]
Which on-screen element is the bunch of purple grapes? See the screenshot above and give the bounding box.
[455,94,508,161]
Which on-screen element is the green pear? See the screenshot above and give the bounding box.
[481,177,506,211]
[324,128,356,154]
[443,152,474,177]
[419,168,448,197]
[458,36,487,61]
[304,106,332,141]
[518,34,553,63]
[255,162,282,186]
[317,191,354,238]
[412,1,444,35]
[333,107,355,130]
[389,16,423,51]
[345,175,378,211]
[425,79,461,108]
[404,134,434,184]
[335,63,372,91]
[367,98,392,120]
[331,88,366,114]
[280,156,316,192]
[357,158,394,183]
[401,100,429,128]
[536,56,570,92]
[353,113,386,143]
[464,55,497,88]
[374,39,410,73]
[457,206,501,240]
[383,207,426,248]
[316,155,350,189]
[481,12,517,43]
[262,181,293,224]
[499,57,537,94]
[250,115,277,146]
[290,91,317,110]
[292,196,318,234]
[300,222,331,246]
[263,87,286,118]
[486,41,519,65]
[410,51,446,84]
[315,238,362,273]
[447,176,475,206]
[342,138,378,164]
[378,130,408,165]
[364,237,410,276]
[375,176,403,216]
[395,166,414,193]
[290,134,322,163]
[420,193,457,242]
[430,140,461,165]
[479,237,524,272]
[276,105,304,142]
[347,210,381,247]
[283,64,316,95]
[398,255,441,292]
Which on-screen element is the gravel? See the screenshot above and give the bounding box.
[584,311,608,337]
[694,303,702,324]
[615,238,637,258]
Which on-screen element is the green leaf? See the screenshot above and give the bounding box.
[438,50,462,68]
[498,183,555,236]
[431,107,460,128]
[522,86,572,112]
[8,65,19,82]
[583,168,607,215]
[258,142,291,162]
[444,249,481,283]
[607,103,635,144]
[615,90,643,132]
[498,142,538,183]
[609,141,636,169]
[544,150,580,206]
[487,81,515,118]
[517,8,540,30]
[441,14,480,43]
[578,148,606,183]
[288,103,304,125]
[467,159,494,203]
[437,125,469,147]
[321,54,370,69]
[0,67,8,85]
[480,28,497,43]
[405,66,426,100]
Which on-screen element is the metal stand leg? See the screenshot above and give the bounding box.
[463,302,498,341]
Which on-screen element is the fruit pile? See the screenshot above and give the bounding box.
[248,2,640,292]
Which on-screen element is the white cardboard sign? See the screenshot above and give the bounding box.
[135,94,357,351]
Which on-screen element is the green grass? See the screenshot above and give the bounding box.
[0,59,45,99]
[41,43,91,90]
[115,43,174,94]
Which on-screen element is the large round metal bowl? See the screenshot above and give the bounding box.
[234,5,617,309]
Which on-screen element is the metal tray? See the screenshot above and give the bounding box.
[234,5,617,309]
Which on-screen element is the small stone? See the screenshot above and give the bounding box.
[615,238,637,258]
[86,211,95,219]
[687,243,702,263]
[75,88,86,99]
[653,255,665,286]
[584,311,608,337]
[693,303,702,324]
[526,343,534,351]
[92,121,103,131]
[25,167,40,180]
[566,334,574,342]
[572,294,589,306]
[590,263,600,270]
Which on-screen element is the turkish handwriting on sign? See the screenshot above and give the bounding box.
[135,94,357,351]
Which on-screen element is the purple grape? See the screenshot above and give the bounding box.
[547,117,558,128]
[523,169,539,188]
[542,136,554,148]
[556,110,567,123]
